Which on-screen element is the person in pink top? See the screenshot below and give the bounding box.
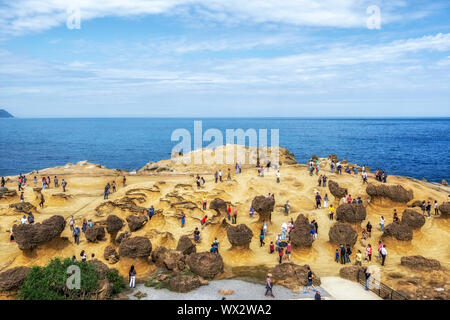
[364,244,372,262]
[347,195,352,204]
[377,241,383,261]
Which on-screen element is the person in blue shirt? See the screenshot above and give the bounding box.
[180,212,185,228]
[314,291,321,300]
[147,205,155,220]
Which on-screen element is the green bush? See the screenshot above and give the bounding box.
[18,258,125,300]
[106,269,126,294]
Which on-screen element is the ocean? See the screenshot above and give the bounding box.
[0,118,449,182]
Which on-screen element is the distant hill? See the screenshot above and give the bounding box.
[0,109,14,118]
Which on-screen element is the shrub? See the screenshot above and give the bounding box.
[18,258,124,300]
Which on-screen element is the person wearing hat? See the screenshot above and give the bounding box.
[265,273,274,298]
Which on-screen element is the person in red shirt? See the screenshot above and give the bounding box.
[201,215,207,227]
[269,242,275,254]
[278,247,284,264]
[227,205,231,221]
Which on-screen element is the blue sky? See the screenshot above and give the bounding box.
[0,0,449,117]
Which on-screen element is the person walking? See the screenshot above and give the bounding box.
[380,245,388,266]
[129,265,136,289]
[366,221,372,238]
[265,274,275,297]
[434,200,439,216]
[426,201,431,218]
[60,179,67,192]
[365,244,372,263]
[340,244,346,264]
[355,250,362,266]
[365,269,371,290]
[39,193,45,208]
[285,241,292,261]
[304,267,315,293]
[73,225,81,245]
[202,196,207,210]
[380,216,385,232]
[227,205,231,221]
[276,170,280,183]
[346,245,352,264]
[278,247,284,264]
[232,208,237,224]
[259,231,265,247]
[329,204,335,220]
[315,193,322,209]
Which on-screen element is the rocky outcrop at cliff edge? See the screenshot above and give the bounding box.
[176,235,196,255]
[126,215,148,232]
[118,236,152,258]
[400,255,441,271]
[438,202,450,217]
[270,263,321,289]
[339,266,367,282]
[227,224,253,248]
[85,225,106,242]
[289,214,314,248]
[366,183,413,203]
[209,198,228,216]
[401,209,425,229]
[0,266,31,292]
[12,215,66,250]
[336,203,367,223]
[382,222,413,241]
[251,196,275,222]
[328,180,347,200]
[185,252,224,279]
[328,222,358,247]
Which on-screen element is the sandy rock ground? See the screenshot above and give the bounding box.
[0,145,449,299]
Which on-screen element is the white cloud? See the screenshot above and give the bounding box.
[0,0,430,36]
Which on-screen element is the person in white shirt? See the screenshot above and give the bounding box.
[380,245,388,266]
[218,170,223,182]
[20,215,27,224]
[276,170,281,183]
[342,196,347,204]
[380,216,385,232]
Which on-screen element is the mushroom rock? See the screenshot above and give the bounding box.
[251,195,275,222]
[366,183,413,203]
[105,215,124,239]
[401,209,425,229]
[382,222,413,241]
[289,214,314,248]
[328,222,358,247]
[336,203,367,223]
[185,252,224,279]
[126,215,148,232]
[85,225,106,242]
[12,215,66,250]
[118,236,152,258]
[176,235,196,256]
[438,202,450,217]
[226,224,253,248]
[328,180,348,200]
[209,198,228,216]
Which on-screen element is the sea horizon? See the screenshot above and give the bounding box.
[1,117,449,182]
